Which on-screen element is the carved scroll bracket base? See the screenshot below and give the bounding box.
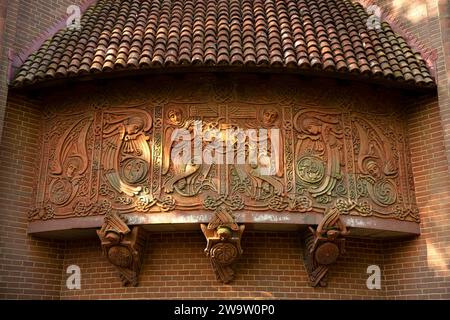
[200,206,245,284]
[97,212,147,286]
[303,202,349,287]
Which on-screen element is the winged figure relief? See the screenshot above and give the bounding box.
[49,116,93,206]
[102,109,152,197]
[353,117,398,206]
[232,108,284,200]
[162,108,215,197]
[294,110,344,198]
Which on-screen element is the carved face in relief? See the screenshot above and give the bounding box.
[65,157,82,178]
[366,159,381,179]
[124,116,145,136]
[262,108,279,127]
[303,118,322,135]
[168,109,182,125]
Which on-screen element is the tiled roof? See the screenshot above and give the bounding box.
[12,0,436,87]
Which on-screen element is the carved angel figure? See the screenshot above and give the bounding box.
[353,117,398,206]
[102,109,152,197]
[294,110,344,199]
[49,116,92,206]
[233,108,284,200]
[162,108,214,196]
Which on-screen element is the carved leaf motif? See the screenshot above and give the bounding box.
[34,82,418,222]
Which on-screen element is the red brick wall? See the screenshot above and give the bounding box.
[0,2,92,300]
[373,0,450,163]
[382,95,450,299]
[362,0,450,300]
[1,0,87,137]
[60,232,386,300]
[0,94,65,299]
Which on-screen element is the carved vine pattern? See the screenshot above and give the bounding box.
[30,82,419,222]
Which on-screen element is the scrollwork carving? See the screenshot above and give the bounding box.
[46,116,93,209]
[294,110,344,200]
[32,79,418,223]
[201,205,245,284]
[296,156,325,184]
[135,187,176,212]
[73,199,112,217]
[102,108,153,197]
[49,178,73,205]
[372,179,397,206]
[203,195,244,212]
[28,204,55,221]
[303,200,349,287]
[97,211,147,286]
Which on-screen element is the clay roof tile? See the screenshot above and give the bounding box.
[13,0,435,88]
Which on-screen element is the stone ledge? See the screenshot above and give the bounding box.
[27,211,420,239]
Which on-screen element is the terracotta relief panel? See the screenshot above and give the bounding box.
[29,78,419,223]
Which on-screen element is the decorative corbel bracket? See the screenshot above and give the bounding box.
[303,202,350,287]
[97,211,147,286]
[201,205,245,284]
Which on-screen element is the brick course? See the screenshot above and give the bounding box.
[364,0,450,300]
[0,95,65,299]
[60,232,386,300]
[382,95,450,299]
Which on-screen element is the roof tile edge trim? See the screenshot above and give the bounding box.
[356,0,438,78]
[11,0,436,88]
[9,0,97,76]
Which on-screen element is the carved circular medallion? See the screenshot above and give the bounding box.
[315,242,340,265]
[373,179,397,206]
[49,178,73,205]
[296,156,325,184]
[121,158,148,184]
[107,246,132,268]
[210,243,238,265]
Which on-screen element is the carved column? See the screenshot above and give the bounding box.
[303,202,349,287]
[97,212,147,286]
[200,205,245,284]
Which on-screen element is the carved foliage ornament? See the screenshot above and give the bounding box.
[30,83,418,223]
